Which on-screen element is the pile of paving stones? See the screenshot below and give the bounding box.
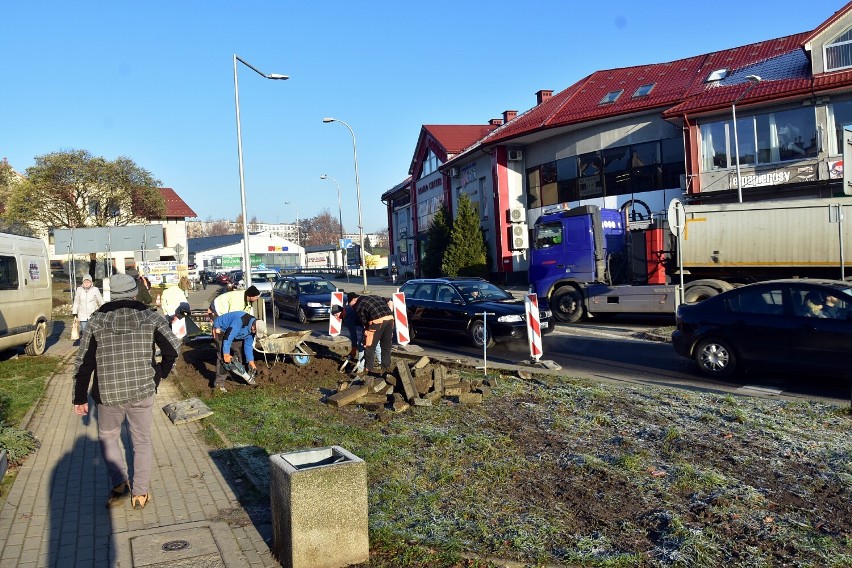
[326,356,497,413]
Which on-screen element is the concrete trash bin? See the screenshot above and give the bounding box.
[270,445,368,568]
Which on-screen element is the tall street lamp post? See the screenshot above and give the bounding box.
[320,174,347,279]
[233,54,288,285]
[323,117,368,293]
[732,74,762,203]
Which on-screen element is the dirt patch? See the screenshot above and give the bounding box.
[177,337,348,395]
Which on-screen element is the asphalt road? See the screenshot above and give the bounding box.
[263,289,852,407]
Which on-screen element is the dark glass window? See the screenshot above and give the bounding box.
[527,168,541,210]
[540,161,558,207]
[555,156,578,203]
[0,255,19,290]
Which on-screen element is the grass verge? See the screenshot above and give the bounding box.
[175,365,852,568]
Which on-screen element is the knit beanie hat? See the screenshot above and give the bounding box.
[245,285,260,298]
[82,274,93,282]
[110,273,138,300]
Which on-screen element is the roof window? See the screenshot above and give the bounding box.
[706,68,728,82]
[599,90,624,105]
[632,83,655,97]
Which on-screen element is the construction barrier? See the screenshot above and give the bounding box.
[525,293,543,361]
[392,292,410,345]
[328,291,344,337]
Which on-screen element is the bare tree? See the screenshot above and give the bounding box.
[301,209,343,247]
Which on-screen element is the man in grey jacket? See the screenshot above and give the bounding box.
[72,273,183,510]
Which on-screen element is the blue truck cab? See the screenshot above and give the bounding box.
[529,205,677,323]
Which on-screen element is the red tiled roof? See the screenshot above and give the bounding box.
[158,187,196,218]
[424,125,498,154]
[410,124,499,174]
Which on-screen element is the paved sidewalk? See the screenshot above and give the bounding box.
[0,298,279,567]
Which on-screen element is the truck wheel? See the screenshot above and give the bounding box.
[684,285,718,304]
[25,322,47,356]
[468,319,495,348]
[694,337,737,378]
[552,286,584,323]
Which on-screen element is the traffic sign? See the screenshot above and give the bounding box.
[668,199,685,237]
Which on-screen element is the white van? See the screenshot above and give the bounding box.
[0,233,53,355]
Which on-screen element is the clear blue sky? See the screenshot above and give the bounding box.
[1,1,838,233]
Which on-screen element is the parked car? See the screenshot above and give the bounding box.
[215,272,231,285]
[272,276,340,323]
[240,269,279,304]
[672,278,852,378]
[398,277,553,348]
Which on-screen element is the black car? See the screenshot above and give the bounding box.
[272,276,340,323]
[672,278,852,378]
[399,277,553,348]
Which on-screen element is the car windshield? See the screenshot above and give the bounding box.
[458,282,512,302]
[252,273,278,283]
[300,280,336,295]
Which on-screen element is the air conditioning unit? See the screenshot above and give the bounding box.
[510,223,529,250]
[449,167,460,178]
[508,206,525,224]
[508,149,523,161]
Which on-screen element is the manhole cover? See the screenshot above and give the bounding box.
[162,540,190,552]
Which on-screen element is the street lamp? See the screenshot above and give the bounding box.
[284,200,300,245]
[320,175,344,241]
[321,174,347,278]
[732,74,762,203]
[323,117,368,293]
[233,54,288,285]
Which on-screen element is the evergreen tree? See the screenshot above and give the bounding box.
[442,194,488,277]
[420,204,451,277]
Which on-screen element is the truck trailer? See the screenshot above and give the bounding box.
[529,197,852,322]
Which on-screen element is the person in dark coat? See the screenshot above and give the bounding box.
[348,292,394,376]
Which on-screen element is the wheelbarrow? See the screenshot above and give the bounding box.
[255,330,315,367]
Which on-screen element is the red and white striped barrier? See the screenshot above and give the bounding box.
[392,292,410,345]
[328,291,344,337]
[525,293,543,361]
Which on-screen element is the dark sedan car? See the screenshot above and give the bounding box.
[399,277,552,348]
[672,279,852,378]
[272,276,340,323]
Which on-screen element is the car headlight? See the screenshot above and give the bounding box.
[497,314,523,323]
[306,302,322,308]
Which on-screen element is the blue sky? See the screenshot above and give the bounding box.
[1,1,839,233]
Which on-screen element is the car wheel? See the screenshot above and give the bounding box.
[297,307,308,324]
[25,321,47,356]
[273,304,281,321]
[551,286,584,323]
[468,319,495,348]
[694,337,737,378]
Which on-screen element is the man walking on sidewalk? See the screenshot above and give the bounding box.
[72,273,183,510]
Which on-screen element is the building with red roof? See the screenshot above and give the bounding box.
[385,2,852,283]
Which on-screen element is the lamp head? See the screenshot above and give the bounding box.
[267,74,289,80]
[320,174,328,179]
[745,74,762,82]
[322,117,335,123]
